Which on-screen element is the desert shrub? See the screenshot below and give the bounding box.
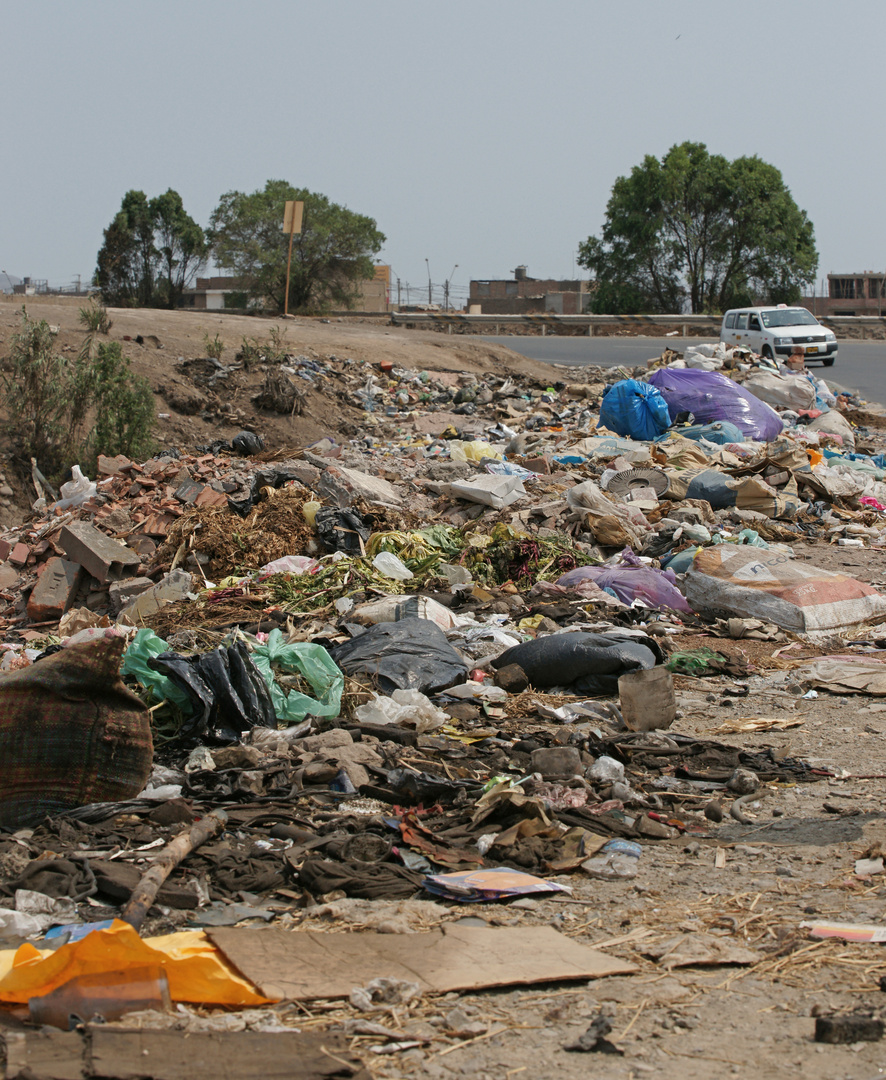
[88,342,155,461]
[1,309,154,476]
[2,310,71,466]
[203,331,224,360]
[78,298,113,335]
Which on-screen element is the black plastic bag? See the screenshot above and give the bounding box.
[149,640,277,743]
[227,467,312,515]
[329,617,467,695]
[315,508,370,554]
[231,430,265,456]
[492,632,662,696]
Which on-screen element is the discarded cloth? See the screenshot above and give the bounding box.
[0,638,152,827]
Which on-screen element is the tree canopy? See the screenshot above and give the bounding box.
[578,142,818,314]
[208,181,386,314]
[94,190,207,308]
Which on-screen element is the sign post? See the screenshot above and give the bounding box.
[282,200,304,316]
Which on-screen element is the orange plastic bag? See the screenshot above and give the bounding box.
[0,920,273,1006]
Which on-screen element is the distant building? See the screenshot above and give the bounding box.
[468,265,590,315]
[180,265,391,312]
[805,273,886,317]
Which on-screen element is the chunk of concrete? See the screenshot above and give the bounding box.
[59,521,140,584]
[117,569,194,624]
[27,558,82,622]
[108,576,155,614]
[318,465,403,507]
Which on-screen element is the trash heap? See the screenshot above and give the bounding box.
[2,340,886,1066]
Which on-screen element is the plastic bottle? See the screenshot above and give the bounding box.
[581,839,642,880]
[29,965,171,1029]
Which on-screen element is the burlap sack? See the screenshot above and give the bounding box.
[0,636,152,826]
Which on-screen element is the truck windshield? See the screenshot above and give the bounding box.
[760,309,818,328]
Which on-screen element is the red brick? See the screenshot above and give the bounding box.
[27,557,82,622]
[0,540,11,562]
[9,543,30,566]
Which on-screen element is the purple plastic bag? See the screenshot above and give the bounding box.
[557,550,693,613]
[648,368,782,443]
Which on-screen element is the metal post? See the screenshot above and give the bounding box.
[283,226,295,317]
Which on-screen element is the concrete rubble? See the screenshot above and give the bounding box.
[2,342,886,1076]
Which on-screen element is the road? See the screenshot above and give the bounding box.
[480,335,886,403]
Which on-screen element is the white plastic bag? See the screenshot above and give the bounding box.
[54,465,96,509]
[371,552,414,581]
[355,689,448,733]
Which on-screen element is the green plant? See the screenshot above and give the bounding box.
[1,309,154,476]
[203,330,225,360]
[88,342,156,462]
[236,335,263,370]
[268,324,288,360]
[78,297,113,335]
[2,309,71,466]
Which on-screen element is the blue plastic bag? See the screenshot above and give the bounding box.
[674,421,745,446]
[598,380,671,441]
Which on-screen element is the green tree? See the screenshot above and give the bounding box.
[208,180,385,313]
[94,189,206,308]
[579,142,818,314]
[151,189,208,308]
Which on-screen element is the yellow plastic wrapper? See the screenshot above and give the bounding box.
[518,614,545,631]
[0,920,274,1006]
[449,440,503,463]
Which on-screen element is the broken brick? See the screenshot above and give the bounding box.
[97,453,134,476]
[26,557,82,621]
[9,543,30,566]
[58,521,141,584]
[195,487,228,508]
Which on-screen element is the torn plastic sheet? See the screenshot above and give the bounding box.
[423,867,572,902]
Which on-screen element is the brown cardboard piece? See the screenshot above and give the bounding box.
[207,923,636,1001]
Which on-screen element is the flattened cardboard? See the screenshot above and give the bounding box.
[207,923,636,1001]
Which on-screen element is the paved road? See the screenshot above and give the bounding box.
[480,335,886,404]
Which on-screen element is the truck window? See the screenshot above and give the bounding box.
[749,315,761,330]
[724,313,735,329]
[736,314,748,330]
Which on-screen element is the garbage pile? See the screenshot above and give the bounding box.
[2,339,886,1062]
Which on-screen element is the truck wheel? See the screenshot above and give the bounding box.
[761,346,773,359]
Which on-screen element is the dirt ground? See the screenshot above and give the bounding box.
[3,299,886,1079]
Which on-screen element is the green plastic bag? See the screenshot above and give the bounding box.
[121,628,193,714]
[251,629,343,722]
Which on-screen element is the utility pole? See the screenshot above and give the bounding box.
[444,264,458,312]
[397,278,401,307]
[425,259,432,305]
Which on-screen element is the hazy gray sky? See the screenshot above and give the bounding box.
[4,1,882,302]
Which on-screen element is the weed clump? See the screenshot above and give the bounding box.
[2,308,155,478]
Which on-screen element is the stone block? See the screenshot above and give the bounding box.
[529,746,583,780]
[59,521,140,584]
[27,557,82,622]
[174,478,206,504]
[0,561,20,590]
